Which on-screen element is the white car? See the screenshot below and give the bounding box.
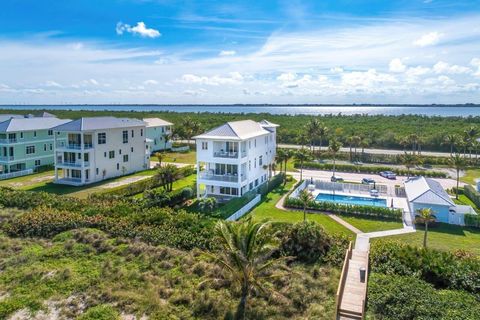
[380,171,396,179]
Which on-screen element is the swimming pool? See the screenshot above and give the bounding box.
[315,192,387,207]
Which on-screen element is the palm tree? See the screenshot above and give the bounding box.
[275,148,286,173]
[154,152,163,168]
[328,138,342,179]
[399,136,409,152]
[408,134,419,155]
[360,138,369,161]
[305,118,320,152]
[415,208,436,248]
[400,152,417,178]
[163,132,172,151]
[464,126,478,159]
[210,220,288,320]
[346,136,354,162]
[181,117,202,144]
[317,125,329,154]
[198,197,217,212]
[296,132,309,148]
[444,134,458,155]
[352,135,362,161]
[449,153,465,200]
[294,148,312,181]
[156,164,179,191]
[298,189,313,222]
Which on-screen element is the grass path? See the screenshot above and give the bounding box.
[340,216,403,233]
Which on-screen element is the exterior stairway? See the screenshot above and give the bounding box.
[335,241,369,320]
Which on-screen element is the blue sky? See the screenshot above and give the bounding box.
[0,0,480,104]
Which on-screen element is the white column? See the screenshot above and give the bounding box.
[80,133,85,184]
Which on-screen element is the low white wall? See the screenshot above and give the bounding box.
[226,194,261,221]
[171,146,190,152]
[0,169,34,180]
[290,180,308,199]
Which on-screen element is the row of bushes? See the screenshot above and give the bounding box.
[143,184,196,208]
[284,196,403,220]
[464,184,480,208]
[294,161,447,178]
[370,241,480,295]
[3,206,214,250]
[97,166,195,198]
[258,173,285,195]
[368,273,480,320]
[465,214,480,228]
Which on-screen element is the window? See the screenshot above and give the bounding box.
[131,147,134,152]
[104,151,107,158]
[248,160,251,170]
[249,182,253,190]
[254,139,256,147]
[123,154,129,162]
[48,130,53,136]
[259,156,263,166]
[119,149,122,155]
[116,163,120,170]
[98,132,106,144]
[131,130,134,138]
[50,144,53,151]
[26,145,35,154]
[122,130,128,144]
[34,160,41,166]
[140,129,143,136]
[72,170,81,179]
[96,168,99,175]
[44,144,47,151]
[249,141,251,149]
[109,150,115,159]
[33,131,37,137]
[254,158,257,168]
[201,142,208,150]
[20,132,24,139]
[255,179,259,187]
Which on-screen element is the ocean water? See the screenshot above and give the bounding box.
[1,105,480,117]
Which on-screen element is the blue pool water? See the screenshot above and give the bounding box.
[315,193,387,207]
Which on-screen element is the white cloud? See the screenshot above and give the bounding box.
[389,58,406,73]
[406,66,430,77]
[116,22,161,38]
[413,31,443,47]
[277,72,297,82]
[342,69,397,87]
[179,72,244,86]
[143,80,158,85]
[330,67,344,74]
[44,80,63,88]
[433,61,470,74]
[219,50,236,56]
[472,58,480,68]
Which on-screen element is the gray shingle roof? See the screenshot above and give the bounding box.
[193,120,272,140]
[405,176,454,206]
[143,118,173,127]
[53,117,146,132]
[0,117,70,132]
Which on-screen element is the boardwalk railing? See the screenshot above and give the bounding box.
[334,241,353,319]
[361,249,370,319]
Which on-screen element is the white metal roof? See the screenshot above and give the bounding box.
[0,114,23,123]
[143,117,173,127]
[259,119,279,128]
[193,120,272,141]
[53,117,146,132]
[0,117,70,132]
[404,176,454,206]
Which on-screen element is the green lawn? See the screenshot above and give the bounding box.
[152,151,196,164]
[374,223,480,255]
[247,179,354,238]
[460,168,480,185]
[0,170,55,189]
[23,169,157,198]
[453,194,479,212]
[340,216,403,233]
[133,174,197,199]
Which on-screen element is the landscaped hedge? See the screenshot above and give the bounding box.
[98,165,195,197]
[465,214,480,228]
[464,184,480,209]
[370,241,480,295]
[284,197,403,220]
[294,161,447,178]
[258,173,285,195]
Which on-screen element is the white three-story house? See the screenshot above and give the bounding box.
[53,117,149,185]
[194,120,278,201]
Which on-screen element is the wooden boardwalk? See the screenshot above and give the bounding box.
[335,242,369,320]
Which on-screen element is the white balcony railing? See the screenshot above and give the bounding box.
[0,156,15,162]
[56,142,93,150]
[56,161,90,168]
[213,151,238,159]
[0,138,17,144]
[199,171,242,182]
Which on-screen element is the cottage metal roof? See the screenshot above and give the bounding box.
[0,114,23,123]
[53,117,146,132]
[0,117,70,132]
[143,117,173,127]
[193,120,272,141]
[404,176,454,206]
[259,119,279,128]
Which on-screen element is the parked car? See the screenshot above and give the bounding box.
[380,171,396,179]
[362,178,375,184]
[331,176,344,182]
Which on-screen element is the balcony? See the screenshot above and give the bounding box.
[0,156,15,162]
[56,142,93,150]
[213,151,239,159]
[199,171,242,182]
[56,161,90,168]
[0,138,17,144]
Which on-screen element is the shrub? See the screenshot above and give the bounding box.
[464,184,480,209]
[370,241,480,295]
[280,221,331,263]
[465,214,480,228]
[181,187,194,199]
[368,273,480,320]
[284,197,403,220]
[294,161,447,178]
[198,197,217,213]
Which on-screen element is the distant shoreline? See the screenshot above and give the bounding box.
[1,104,479,107]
